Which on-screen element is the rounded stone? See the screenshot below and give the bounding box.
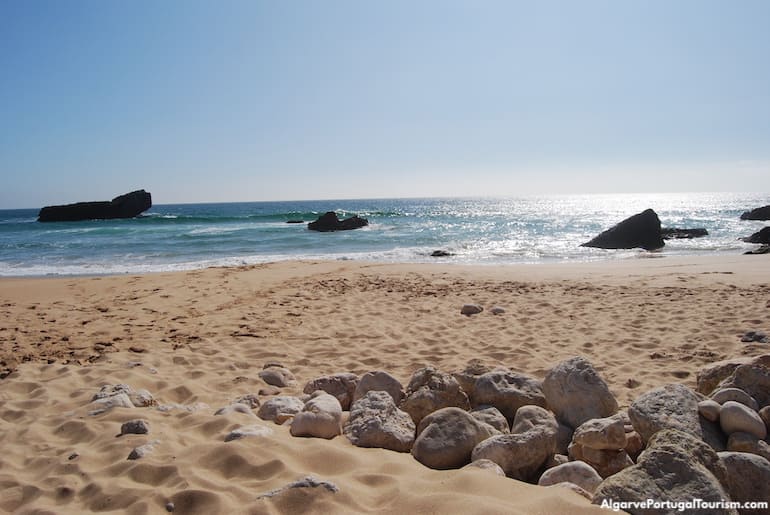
[719,401,767,440]
[538,461,603,493]
[711,388,760,411]
[698,399,722,422]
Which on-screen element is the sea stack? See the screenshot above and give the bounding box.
[38,190,152,222]
[581,209,664,251]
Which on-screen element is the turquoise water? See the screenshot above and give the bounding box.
[0,193,767,276]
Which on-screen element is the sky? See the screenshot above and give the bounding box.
[1,0,769,208]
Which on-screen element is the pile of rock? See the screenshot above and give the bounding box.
[248,353,770,512]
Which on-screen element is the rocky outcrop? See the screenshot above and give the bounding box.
[307,212,368,232]
[581,209,664,251]
[344,391,415,452]
[593,429,734,515]
[743,227,770,244]
[542,357,618,429]
[412,407,498,469]
[38,190,152,222]
[661,227,708,239]
[740,205,770,221]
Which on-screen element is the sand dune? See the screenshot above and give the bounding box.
[1,256,769,513]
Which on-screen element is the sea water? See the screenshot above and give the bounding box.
[0,193,767,276]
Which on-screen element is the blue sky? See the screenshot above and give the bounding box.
[1,0,769,208]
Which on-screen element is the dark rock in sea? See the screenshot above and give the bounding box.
[744,245,770,255]
[307,212,368,232]
[742,227,770,244]
[740,205,770,221]
[661,227,708,239]
[581,209,664,251]
[286,220,305,224]
[431,250,453,257]
[38,190,152,222]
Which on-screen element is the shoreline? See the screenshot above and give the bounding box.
[1,255,768,513]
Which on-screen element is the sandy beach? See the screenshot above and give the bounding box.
[1,255,769,514]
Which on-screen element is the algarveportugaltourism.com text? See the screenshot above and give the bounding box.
[600,498,769,512]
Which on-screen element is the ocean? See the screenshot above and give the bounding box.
[0,193,767,277]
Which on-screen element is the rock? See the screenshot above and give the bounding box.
[38,190,152,222]
[257,396,305,422]
[661,227,708,239]
[624,431,645,461]
[719,452,770,511]
[470,406,510,433]
[400,367,470,425]
[307,212,368,232]
[542,356,618,429]
[743,227,770,244]
[303,373,359,410]
[344,391,415,453]
[510,405,558,435]
[711,388,760,411]
[214,403,256,417]
[165,502,175,512]
[471,420,557,481]
[698,399,722,422]
[715,360,770,408]
[740,205,770,221]
[569,443,634,478]
[232,394,260,409]
[463,459,506,477]
[127,439,160,460]
[593,429,733,514]
[430,250,452,257]
[258,366,295,388]
[726,432,770,461]
[256,475,339,499]
[353,371,404,405]
[538,461,603,493]
[473,370,546,424]
[290,392,343,439]
[412,407,498,470]
[89,393,134,415]
[628,383,702,442]
[740,330,769,343]
[119,419,150,436]
[286,219,304,224]
[573,416,627,450]
[224,424,273,442]
[129,389,156,408]
[760,406,770,431]
[460,304,483,316]
[581,208,664,251]
[490,306,506,315]
[545,454,570,469]
[697,357,756,395]
[258,386,282,397]
[452,359,494,403]
[720,401,767,440]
